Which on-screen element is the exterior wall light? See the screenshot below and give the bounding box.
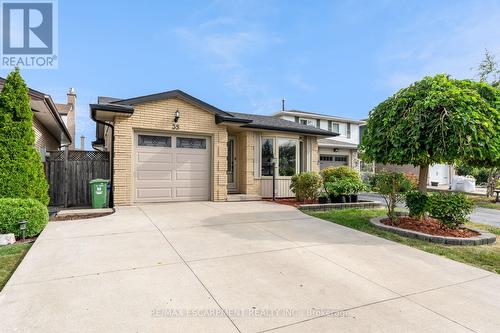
[18,220,27,241]
[174,110,180,123]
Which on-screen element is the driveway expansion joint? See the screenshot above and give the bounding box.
[138,206,242,333]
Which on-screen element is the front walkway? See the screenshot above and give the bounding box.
[1,201,499,332]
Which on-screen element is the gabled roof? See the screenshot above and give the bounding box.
[91,89,337,138]
[112,89,233,117]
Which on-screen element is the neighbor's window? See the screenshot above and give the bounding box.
[278,139,297,176]
[176,137,206,149]
[261,138,274,176]
[138,135,171,147]
[299,118,316,127]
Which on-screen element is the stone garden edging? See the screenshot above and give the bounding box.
[299,200,382,212]
[370,217,496,246]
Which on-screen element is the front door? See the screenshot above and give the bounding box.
[227,136,237,192]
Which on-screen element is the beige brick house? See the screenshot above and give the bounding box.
[90,90,334,205]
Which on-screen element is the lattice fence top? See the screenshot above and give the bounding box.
[46,150,65,161]
[46,150,110,161]
[69,150,110,161]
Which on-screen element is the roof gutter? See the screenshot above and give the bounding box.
[214,115,253,125]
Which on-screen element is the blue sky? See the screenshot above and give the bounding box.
[2,0,500,149]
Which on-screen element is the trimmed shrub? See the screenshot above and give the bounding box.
[371,171,415,222]
[405,191,428,219]
[321,166,359,183]
[427,193,473,227]
[0,198,48,237]
[290,172,322,202]
[0,68,49,205]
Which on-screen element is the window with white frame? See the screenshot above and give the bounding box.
[260,137,299,177]
[332,123,348,137]
[299,118,316,127]
[278,139,297,176]
[261,138,274,176]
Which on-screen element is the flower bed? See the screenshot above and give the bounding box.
[381,216,478,238]
[370,217,496,245]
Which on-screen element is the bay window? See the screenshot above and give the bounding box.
[260,137,298,177]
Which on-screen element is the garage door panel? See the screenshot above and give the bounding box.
[176,170,208,180]
[136,188,172,199]
[136,170,173,180]
[135,134,210,202]
[175,187,209,199]
[137,151,173,163]
[136,162,174,171]
[175,153,208,163]
[136,179,174,188]
[175,163,207,172]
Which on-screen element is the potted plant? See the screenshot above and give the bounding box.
[318,192,329,204]
[325,180,349,203]
[348,179,366,203]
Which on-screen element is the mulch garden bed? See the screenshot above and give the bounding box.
[263,198,316,207]
[381,216,479,238]
[49,212,113,222]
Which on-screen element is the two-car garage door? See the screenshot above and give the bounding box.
[135,133,210,202]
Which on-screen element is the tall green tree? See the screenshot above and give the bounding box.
[361,74,500,192]
[473,49,500,196]
[476,49,500,87]
[0,68,49,205]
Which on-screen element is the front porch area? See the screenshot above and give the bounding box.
[225,128,319,200]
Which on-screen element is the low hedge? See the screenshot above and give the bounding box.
[290,172,322,202]
[0,198,48,237]
[427,192,473,227]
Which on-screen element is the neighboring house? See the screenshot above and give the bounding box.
[90,90,334,205]
[0,78,73,152]
[374,163,455,187]
[273,110,364,171]
[55,88,77,150]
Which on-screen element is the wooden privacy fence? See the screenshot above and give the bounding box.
[45,150,110,207]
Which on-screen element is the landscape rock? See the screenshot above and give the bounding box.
[0,233,16,246]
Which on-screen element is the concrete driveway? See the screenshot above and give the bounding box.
[1,201,499,332]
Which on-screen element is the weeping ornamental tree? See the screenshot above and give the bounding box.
[0,68,49,205]
[361,74,500,192]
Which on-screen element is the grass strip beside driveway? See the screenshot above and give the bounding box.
[0,242,32,291]
[469,195,500,210]
[308,209,500,274]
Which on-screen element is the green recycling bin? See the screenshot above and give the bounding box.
[89,179,110,208]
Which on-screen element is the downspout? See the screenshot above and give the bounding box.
[91,109,115,208]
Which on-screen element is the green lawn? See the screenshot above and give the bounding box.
[468,195,500,210]
[0,242,32,291]
[308,208,500,274]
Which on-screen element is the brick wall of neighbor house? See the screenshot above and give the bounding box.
[33,116,59,150]
[112,98,228,205]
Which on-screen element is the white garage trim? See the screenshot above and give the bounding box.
[133,131,212,203]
